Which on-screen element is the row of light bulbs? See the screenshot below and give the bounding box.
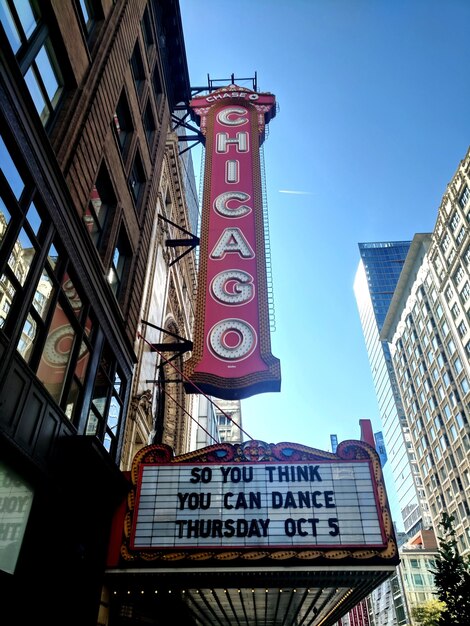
[114,587,323,595]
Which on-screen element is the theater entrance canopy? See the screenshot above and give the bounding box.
[106,440,399,625]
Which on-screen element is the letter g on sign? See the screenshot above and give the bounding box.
[208,319,257,360]
[210,270,254,305]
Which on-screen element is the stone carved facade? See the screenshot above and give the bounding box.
[120,132,198,469]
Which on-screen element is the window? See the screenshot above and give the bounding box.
[83,165,116,250]
[458,320,468,337]
[86,342,125,456]
[76,0,95,35]
[0,135,25,201]
[453,264,465,286]
[461,376,469,394]
[450,212,461,232]
[7,219,95,423]
[143,99,156,148]
[113,90,134,157]
[153,62,163,109]
[451,302,461,318]
[449,424,457,441]
[464,244,470,265]
[129,150,146,206]
[456,226,466,246]
[141,5,154,49]
[0,0,63,127]
[34,271,95,418]
[459,185,470,209]
[442,233,451,252]
[107,227,131,298]
[130,41,145,97]
[461,282,470,303]
[0,129,127,459]
[0,154,44,337]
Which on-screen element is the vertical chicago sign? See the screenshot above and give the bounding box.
[184,85,281,399]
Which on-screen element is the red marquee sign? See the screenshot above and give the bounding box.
[184,85,281,399]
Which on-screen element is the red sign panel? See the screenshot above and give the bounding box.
[184,85,281,399]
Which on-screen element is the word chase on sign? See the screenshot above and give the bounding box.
[183,84,281,400]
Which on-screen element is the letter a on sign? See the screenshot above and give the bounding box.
[183,85,281,399]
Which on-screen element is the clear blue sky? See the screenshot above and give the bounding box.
[179,0,470,521]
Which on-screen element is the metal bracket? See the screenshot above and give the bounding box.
[158,214,199,267]
[140,320,193,356]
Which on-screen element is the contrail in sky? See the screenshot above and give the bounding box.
[278,190,313,195]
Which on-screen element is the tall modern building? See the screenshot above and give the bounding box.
[381,148,470,556]
[354,242,431,536]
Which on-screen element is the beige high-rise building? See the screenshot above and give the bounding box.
[381,148,470,555]
[215,398,244,443]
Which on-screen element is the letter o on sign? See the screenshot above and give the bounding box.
[208,319,257,361]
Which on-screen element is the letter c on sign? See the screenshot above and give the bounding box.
[217,107,248,126]
[214,191,251,218]
[208,319,257,361]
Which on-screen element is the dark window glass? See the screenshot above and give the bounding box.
[0,129,125,456]
[129,150,146,206]
[459,185,470,209]
[77,0,94,34]
[1,1,63,127]
[152,62,163,109]
[86,342,125,456]
[0,0,38,53]
[0,135,25,200]
[130,41,145,97]
[143,99,156,148]
[83,165,116,250]
[142,5,154,49]
[0,187,46,335]
[107,227,131,297]
[113,90,133,156]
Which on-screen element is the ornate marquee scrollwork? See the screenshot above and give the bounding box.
[120,440,399,565]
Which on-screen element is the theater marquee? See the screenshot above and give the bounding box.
[116,440,398,566]
[183,84,281,400]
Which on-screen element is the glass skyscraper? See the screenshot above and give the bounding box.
[354,241,429,535]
